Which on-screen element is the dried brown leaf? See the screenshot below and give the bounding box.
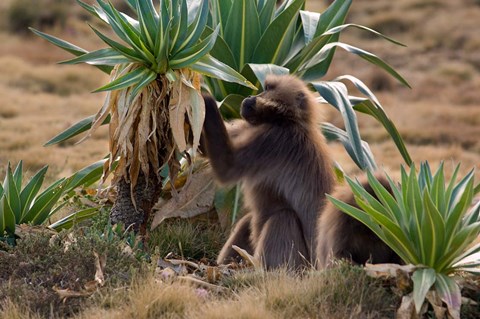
[149,107,159,165]
[53,286,94,300]
[364,263,417,279]
[151,167,215,229]
[205,266,221,283]
[169,79,188,153]
[166,259,200,269]
[129,130,141,197]
[183,74,205,156]
[396,294,420,319]
[94,251,106,287]
[232,245,261,269]
[396,268,413,293]
[83,280,98,292]
[177,275,227,292]
[138,92,153,178]
[426,291,447,319]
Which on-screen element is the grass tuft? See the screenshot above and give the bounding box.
[0,226,148,318]
[148,218,225,261]
[0,299,42,319]
[125,279,201,319]
[200,262,398,319]
[72,263,397,319]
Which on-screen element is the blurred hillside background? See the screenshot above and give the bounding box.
[0,0,479,180]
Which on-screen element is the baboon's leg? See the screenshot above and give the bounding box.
[254,210,308,270]
[217,213,254,264]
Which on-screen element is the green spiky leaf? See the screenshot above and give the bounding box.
[49,207,99,231]
[93,66,157,93]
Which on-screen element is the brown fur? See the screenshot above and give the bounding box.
[316,175,402,268]
[202,75,400,270]
[201,75,335,269]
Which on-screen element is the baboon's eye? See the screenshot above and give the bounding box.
[296,92,307,109]
[264,83,275,91]
[296,92,305,100]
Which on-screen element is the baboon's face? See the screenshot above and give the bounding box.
[241,75,310,125]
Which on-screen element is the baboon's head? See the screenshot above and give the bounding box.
[241,75,314,126]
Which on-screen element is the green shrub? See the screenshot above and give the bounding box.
[0,227,148,318]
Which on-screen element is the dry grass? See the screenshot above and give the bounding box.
[0,220,397,319]
[1,227,478,319]
[75,279,204,319]
[0,300,42,319]
[73,264,397,319]
[0,53,109,179]
[0,222,148,318]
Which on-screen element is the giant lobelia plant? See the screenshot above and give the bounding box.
[202,0,412,222]
[206,0,411,170]
[33,0,412,230]
[31,0,255,231]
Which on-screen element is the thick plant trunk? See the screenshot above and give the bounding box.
[108,77,172,234]
[110,169,162,234]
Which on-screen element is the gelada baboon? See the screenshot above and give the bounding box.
[201,75,335,269]
[202,75,400,270]
[316,174,402,268]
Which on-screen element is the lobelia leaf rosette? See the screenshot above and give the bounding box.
[31,0,255,192]
[328,162,480,318]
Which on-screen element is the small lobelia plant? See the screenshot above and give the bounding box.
[0,161,66,244]
[0,160,110,243]
[328,162,480,318]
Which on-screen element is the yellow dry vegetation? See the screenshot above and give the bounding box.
[69,266,393,319]
[0,40,108,180]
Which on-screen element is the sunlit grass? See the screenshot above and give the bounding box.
[0,56,108,179]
